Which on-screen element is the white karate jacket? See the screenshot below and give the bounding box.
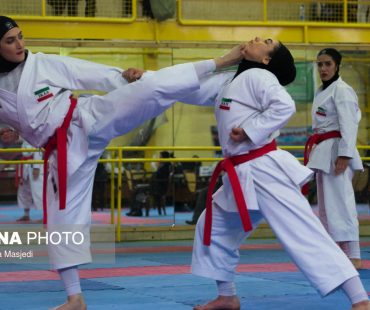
[183,68,313,212]
[0,50,126,148]
[307,77,363,173]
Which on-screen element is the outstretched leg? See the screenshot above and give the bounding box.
[252,160,366,305]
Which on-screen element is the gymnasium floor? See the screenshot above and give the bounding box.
[0,203,369,310]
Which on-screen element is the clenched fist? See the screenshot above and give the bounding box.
[122,68,146,83]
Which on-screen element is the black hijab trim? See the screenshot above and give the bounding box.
[317,48,342,90]
[322,72,340,90]
[0,50,27,74]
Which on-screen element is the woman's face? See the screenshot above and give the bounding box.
[0,27,25,63]
[240,37,279,64]
[316,54,338,81]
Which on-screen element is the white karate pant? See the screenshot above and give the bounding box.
[191,165,358,297]
[317,169,359,242]
[46,154,96,269]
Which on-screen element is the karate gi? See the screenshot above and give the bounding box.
[308,77,363,242]
[17,140,43,211]
[0,50,200,269]
[188,68,358,296]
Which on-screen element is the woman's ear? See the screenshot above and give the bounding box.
[262,56,271,65]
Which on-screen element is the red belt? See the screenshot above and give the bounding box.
[302,130,341,195]
[42,98,77,225]
[15,155,34,187]
[204,140,277,246]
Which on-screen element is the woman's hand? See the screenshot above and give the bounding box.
[334,156,350,175]
[229,127,248,142]
[214,44,244,70]
[122,68,146,83]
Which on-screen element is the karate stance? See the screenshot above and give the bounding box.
[0,15,242,310]
[305,48,363,270]
[176,38,368,310]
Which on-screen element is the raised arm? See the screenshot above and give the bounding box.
[122,44,243,106]
[41,53,128,92]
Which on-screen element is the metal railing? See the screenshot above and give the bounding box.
[2,0,137,22]
[2,0,368,43]
[1,145,369,240]
[177,0,366,24]
[4,0,368,24]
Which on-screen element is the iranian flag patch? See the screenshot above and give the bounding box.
[219,98,231,110]
[34,87,53,103]
[316,106,327,116]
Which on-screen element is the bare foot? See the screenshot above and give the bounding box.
[50,294,86,310]
[351,300,370,309]
[193,295,240,310]
[16,215,30,222]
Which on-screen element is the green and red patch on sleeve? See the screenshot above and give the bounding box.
[219,97,231,110]
[316,106,326,116]
[34,87,53,103]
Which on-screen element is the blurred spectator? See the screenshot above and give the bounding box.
[310,2,343,21]
[0,126,21,166]
[126,151,171,216]
[16,140,43,223]
[181,155,201,174]
[186,177,222,225]
[122,0,132,17]
[150,151,171,215]
[357,0,370,22]
[0,126,19,148]
[92,161,108,211]
[211,126,222,157]
[48,0,79,16]
[85,0,96,17]
[142,0,176,21]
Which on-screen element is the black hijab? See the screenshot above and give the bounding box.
[0,16,24,73]
[317,48,342,90]
[233,42,296,86]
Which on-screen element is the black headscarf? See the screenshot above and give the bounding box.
[0,16,18,39]
[0,16,23,73]
[317,48,342,90]
[233,42,296,86]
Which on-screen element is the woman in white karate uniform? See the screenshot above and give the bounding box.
[0,16,243,310]
[176,38,369,310]
[16,139,43,222]
[306,48,363,270]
